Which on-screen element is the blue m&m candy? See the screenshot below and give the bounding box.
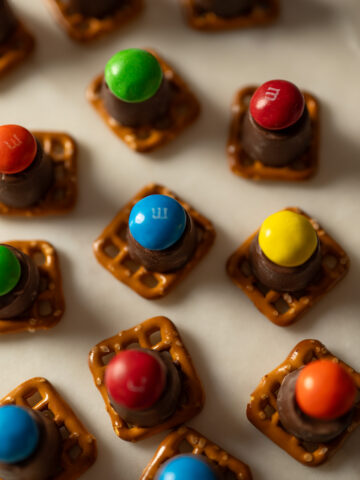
[129,195,187,251]
[156,454,218,480]
[0,405,40,463]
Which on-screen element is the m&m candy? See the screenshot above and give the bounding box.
[0,125,37,174]
[0,245,21,296]
[296,360,357,420]
[156,454,218,480]
[258,210,318,267]
[129,195,187,251]
[0,405,40,463]
[105,349,166,410]
[105,49,163,103]
[250,80,305,131]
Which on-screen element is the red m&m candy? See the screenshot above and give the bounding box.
[105,349,166,410]
[249,80,305,131]
[0,125,37,174]
[295,360,357,420]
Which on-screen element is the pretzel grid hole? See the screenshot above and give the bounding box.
[25,390,43,408]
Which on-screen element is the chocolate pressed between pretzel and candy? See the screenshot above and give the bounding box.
[140,426,253,480]
[277,360,356,444]
[226,207,350,326]
[88,316,205,442]
[0,377,97,479]
[0,240,65,335]
[181,0,279,31]
[0,0,35,79]
[45,0,143,42]
[0,126,77,216]
[93,184,215,299]
[227,81,320,181]
[87,49,200,153]
[247,339,360,466]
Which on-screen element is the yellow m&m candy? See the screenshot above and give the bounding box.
[258,210,318,267]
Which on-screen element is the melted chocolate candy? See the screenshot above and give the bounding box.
[193,0,253,17]
[277,369,354,443]
[109,349,182,427]
[101,77,173,128]
[0,245,40,319]
[241,107,312,167]
[0,140,54,209]
[0,410,61,480]
[65,0,122,17]
[0,0,17,44]
[249,233,322,292]
[127,211,197,273]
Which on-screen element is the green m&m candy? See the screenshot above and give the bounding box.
[0,245,21,296]
[104,48,163,103]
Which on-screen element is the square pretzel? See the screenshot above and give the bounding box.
[88,316,205,442]
[0,377,97,479]
[0,23,35,79]
[247,339,360,466]
[86,50,201,153]
[227,86,320,181]
[0,131,77,216]
[181,0,279,31]
[93,184,215,299]
[45,0,143,42]
[140,426,253,479]
[0,240,65,335]
[226,207,350,326]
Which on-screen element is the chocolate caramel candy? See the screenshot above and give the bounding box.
[127,194,197,273]
[0,245,40,319]
[193,0,254,17]
[0,125,54,208]
[65,0,122,18]
[242,80,312,167]
[249,210,321,292]
[0,405,61,480]
[277,366,355,443]
[105,348,181,428]
[101,48,172,128]
[0,0,17,44]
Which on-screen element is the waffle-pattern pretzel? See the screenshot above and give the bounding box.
[93,184,215,299]
[226,207,349,326]
[0,240,65,335]
[0,131,77,216]
[140,426,253,479]
[88,316,205,442]
[0,22,35,79]
[181,0,279,31]
[87,50,201,153]
[45,0,143,42]
[227,86,320,181]
[247,339,360,466]
[0,377,97,479]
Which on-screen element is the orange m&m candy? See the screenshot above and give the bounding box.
[295,359,357,420]
[0,125,37,174]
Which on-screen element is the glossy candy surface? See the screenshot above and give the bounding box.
[104,49,163,103]
[129,194,187,251]
[258,210,318,267]
[0,405,40,463]
[156,454,218,480]
[0,125,37,174]
[105,349,166,410]
[0,245,21,296]
[250,80,305,130]
[295,360,357,420]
